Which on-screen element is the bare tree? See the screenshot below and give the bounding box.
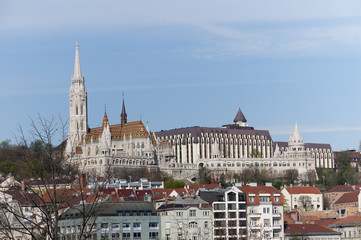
[0,115,106,240]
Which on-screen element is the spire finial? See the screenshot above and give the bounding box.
[104,104,107,113]
[121,95,127,127]
[73,42,82,79]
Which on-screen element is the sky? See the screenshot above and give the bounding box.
[1,1,361,151]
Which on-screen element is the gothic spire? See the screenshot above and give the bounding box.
[121,94,127,127]
[102,111,109,128]
[73,42,82,80]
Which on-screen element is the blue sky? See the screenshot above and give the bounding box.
[1,0,361,150]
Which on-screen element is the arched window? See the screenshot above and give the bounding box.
[204,221,209,228]
[189,222,198,228]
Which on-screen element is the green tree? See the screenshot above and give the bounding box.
[0,160,18,175]
[335,152,357,185]
[250,148,263,158]
[164,179,185,188]
[198,167,212,184]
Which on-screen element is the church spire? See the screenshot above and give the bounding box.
[73,42,82,80]
[121,94,127,127]
[102,111,109,128]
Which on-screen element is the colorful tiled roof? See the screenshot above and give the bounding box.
[81,120,150,144]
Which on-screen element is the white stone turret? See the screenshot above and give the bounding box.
[67,42,88,154]
[288,122,305,152]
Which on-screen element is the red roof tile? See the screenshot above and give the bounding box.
[285,186,322,194]
[334,190,359,204]
[333,216,361,224]
[315,219,339,227]
[238,185,284,204]
[285,224,338,234]
[326,185,355,193]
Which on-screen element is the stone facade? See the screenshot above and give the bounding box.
[64,43,334,179]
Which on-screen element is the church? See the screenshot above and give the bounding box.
[65,43,157,176]
[65,43,334,180]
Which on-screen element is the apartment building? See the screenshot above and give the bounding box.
[199,186,247,240]
[157,195,212,240]
[238,183,284,240]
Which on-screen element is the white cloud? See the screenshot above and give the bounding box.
[192,24,361,58]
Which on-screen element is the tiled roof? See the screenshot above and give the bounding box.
[315,219,339,227]
[155,126,272,144]
[285,224,339,234]
[284,186,322,195]
[238,185,284,204]
[326,185,355,193]
[185,183,221,193]
[2,190,42,206]
[82,120,150,144]
[334,190,359,204]
[150,188,186,201]
[274,142,332,150]
[332,216,361,225]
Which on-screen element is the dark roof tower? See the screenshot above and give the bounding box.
[233,108,247,126]
[121,94,127,127]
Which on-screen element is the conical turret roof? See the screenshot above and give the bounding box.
[234,108,247,123]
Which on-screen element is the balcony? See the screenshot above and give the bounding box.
[272,212,282,218]
[249,212,261,218]
[272,224,282,229]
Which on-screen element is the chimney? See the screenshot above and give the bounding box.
[21,181,25,192]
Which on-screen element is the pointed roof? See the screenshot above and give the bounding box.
[293,122,301,138]
[233,108,247,123]
[121,96,127,117]
[73,42,82,79]
[102,112,109,128]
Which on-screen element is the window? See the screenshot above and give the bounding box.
[133,222,141,229]
[249,196,255,202]
[176,212,183,217]
[274,196,279,202]
[149,222,158,228]
[189,222,198,228]
[100,223,108,229]
[263,207,270,214]
[273,207,279,214]
[122,233,130,238]
[149,232,159,239]
[190,210,196,217]
[204,221,209,228]
[250,208,255,214]
[122,223,130,229]
[165,222,170,229]
[260,196,270,202]
[133,232,141,238]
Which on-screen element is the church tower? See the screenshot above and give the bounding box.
[67,42,88,153]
